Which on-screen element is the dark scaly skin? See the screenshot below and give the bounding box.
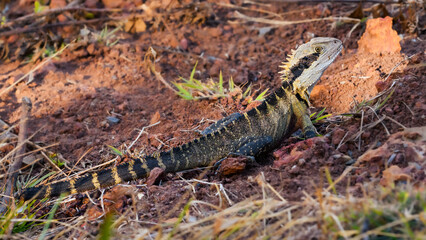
[20,38,343,201]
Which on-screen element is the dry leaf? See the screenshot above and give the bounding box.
[150,111,161,125]
[134,19,147,33]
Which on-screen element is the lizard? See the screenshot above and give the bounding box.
[20,37,343,201]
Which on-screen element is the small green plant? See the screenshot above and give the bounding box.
[49,153,65,168]
[1,16,6,26]
[352,86,396,113]
[310,108,331,123]
[34,1,47,13]
[174,62,268,102]
[326,186,426,239]
[97,26,121,47]
[98,212,116,240]
[168,199,192,239]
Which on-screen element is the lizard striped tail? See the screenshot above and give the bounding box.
[21,129,226,201]
[20,157,155,201]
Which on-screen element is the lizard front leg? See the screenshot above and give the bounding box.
[291,96,318,139]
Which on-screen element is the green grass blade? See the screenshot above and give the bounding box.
[38,195,64,240]
[255,88,269,101]
[190,61,198,81]
[219,71,224,94]
[98,212,115,240]
[173,83,193,100]
[107,145,123,156]
[168,199,192,239]
[243,85,251,98]
[229,77,235,91]
[28,171,56,188]
[324,167,336,195]
[376,88,395,110]
[315,108,326,119]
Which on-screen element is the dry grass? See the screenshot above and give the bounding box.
[2,167,423,239]
[108,173,425,240]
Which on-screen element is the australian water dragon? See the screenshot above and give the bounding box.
[20,37,343,200]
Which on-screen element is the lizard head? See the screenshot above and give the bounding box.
[280,37,343,98]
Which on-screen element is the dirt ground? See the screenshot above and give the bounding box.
[0,0,425,238]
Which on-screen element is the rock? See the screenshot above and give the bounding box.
[380,165,412,186]
[218,156,248,176]
[7,34,19,43]
[357,16,401,54]
[145,167,165,186]
[273,137,327,168]
[84,0,99,8]
[375,80,388,92]
[86,205,104,221]
[331,128,346,146]
[102,0,123,8]
[24,154,39,166]
[208,27,223,38]
[289,165,300,174]
[209,59,224,77]
[361,131,371,140]
[106,116,120,125]
[87,43,95,55]
[179,38,188,51]
[357,127,425,166]
[50,0,68,22]
[134,19,147,33]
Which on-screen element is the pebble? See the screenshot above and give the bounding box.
[179,38,188,51]
[102,0,122,8]
[87,43,95,55]
[23,155,37,165]
[331,128,346,145]
[375,81,387,92]
[289,165,300,174]
[209,59,224,77]
[208,27,223,38]
[106,116,120,125]
[84,0,98,8]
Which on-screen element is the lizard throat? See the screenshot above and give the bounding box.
[287,52,320,85]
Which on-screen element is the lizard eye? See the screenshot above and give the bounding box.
[314,46,323,54]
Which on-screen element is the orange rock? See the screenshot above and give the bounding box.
[49,0,66,9]
[102,0,123,8]
[380,165,412,187]
[357,16,401,54]
[86,205,104,221]
[84,0,99,8]
[50,0,67,22]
